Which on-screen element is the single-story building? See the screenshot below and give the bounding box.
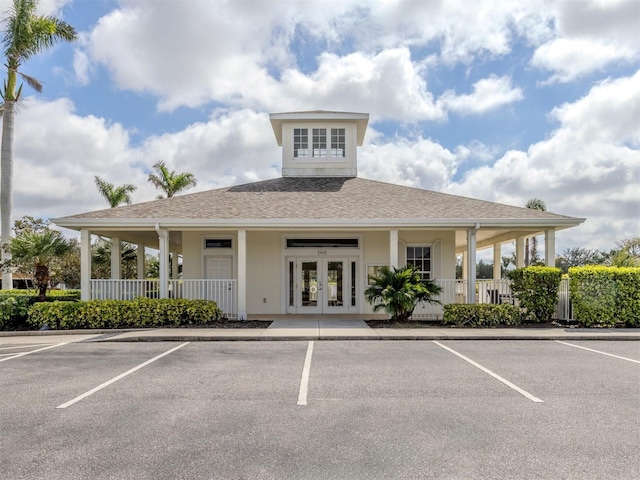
[54,111,585,319]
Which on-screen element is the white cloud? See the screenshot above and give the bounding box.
[447,70,640,251]
[438,75,524,115]
[532,37,637,84]
[531,0,640,83]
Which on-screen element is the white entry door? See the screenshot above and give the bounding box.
[290,257,350,314]
[205,256,232,279]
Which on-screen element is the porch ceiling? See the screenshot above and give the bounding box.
[454,228,545,253]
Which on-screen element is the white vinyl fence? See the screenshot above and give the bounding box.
[90,279,238,319]
[90,278,572,322]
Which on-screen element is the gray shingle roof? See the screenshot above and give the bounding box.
[56,177,579,225]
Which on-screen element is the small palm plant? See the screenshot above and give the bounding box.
[9,230,72,300]
[364,266,442,322]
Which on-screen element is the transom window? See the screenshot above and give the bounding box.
[407,245,431,279]
[294,128,345,159]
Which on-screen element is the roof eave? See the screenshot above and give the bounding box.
[53,216,586,231]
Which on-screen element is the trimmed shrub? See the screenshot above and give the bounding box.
[0,296,33,330]
[569,266,640,327]
[443,304,522,327]
[27,298,223,330]
[507,266,562,322]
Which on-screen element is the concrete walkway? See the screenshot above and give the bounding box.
[2,319,640,343]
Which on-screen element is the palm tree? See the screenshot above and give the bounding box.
[148,161,197,198]
[9,229,72,300]
[94,176,136,208]
[1,0,77,290]
[525,198,547,266]
[364,266,442,322]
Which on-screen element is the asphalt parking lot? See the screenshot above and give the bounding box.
[1,340,638,480]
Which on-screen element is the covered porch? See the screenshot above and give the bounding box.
[75,223,565,320]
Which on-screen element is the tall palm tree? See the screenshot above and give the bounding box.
[525,198,547,266]
[148,161,197,198]
[1,0,77,290]
[9,229,72,300]
[94,176,136,208]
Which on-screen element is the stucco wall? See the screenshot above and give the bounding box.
[246,231,282,314]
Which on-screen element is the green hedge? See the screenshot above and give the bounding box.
[507,266,562,322]
[27,298,223,330]
[569,266,640,327]
[0,289,81,299]
[443,304,522,327]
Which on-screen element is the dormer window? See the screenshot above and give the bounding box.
[269,111,368,177]
[294,128,309,158]
[294,127,346,159]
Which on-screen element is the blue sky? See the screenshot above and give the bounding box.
[2,0,639,256]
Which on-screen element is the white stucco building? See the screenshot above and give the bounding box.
[54,111,585,319]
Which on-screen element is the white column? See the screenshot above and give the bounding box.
[516,236,525,268]
[237,229,247,320]
[467,227,478,304]
[461,252,468,280]
[545,229,556,267]
[80,229,91,301]
[171,252,179,279]
[137,244,145,280]
[389,229,399,269]
[158,230,169,298]
[111,237,121,280]
[493,243,502,280]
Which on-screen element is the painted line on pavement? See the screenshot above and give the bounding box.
[297,341,314,406]
[433,341,544,403]
[57,342,190,409]
[0,343,68,363]
[0,343,51,355]
[556,341,640,364]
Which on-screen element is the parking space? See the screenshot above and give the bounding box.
[0,340,638,479]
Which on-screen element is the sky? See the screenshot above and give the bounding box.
[1,0,639,257]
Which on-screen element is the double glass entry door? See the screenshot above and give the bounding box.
[288,257,353,314]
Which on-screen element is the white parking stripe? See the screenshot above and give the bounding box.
[0,343,68,363]
[297,341,314,406]
[433,341,544,403]
[56,342,190,409]
[556,341,640,364]
[0,344,52,351]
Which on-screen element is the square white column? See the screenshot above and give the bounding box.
[493,243,502,280]
[545,229,556,267]
[516,236,525,268]
[111,237,121,280]
[389,229,398,269]
[80,229,91,301]
[238,229,247,320]
[466,228,478,304]
[157,229,169,298]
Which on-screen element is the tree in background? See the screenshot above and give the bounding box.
[9,229,72,300]
[148,161,197,198]
[555,247,607,274]
[1,0,77,290]
[91,239,138,279]
[94,176,137,208]
[524,198,546,266]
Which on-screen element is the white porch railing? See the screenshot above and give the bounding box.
[89,279,237,319]
[91,279,159,300]
[169,279,237,319]
[89,277,572,322]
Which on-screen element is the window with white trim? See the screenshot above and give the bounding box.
[294,128,309,158]
[294,128,346,159]
[406,245,431,279]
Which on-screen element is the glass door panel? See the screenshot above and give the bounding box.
[301,261,318,307]
[326,261,344,307]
